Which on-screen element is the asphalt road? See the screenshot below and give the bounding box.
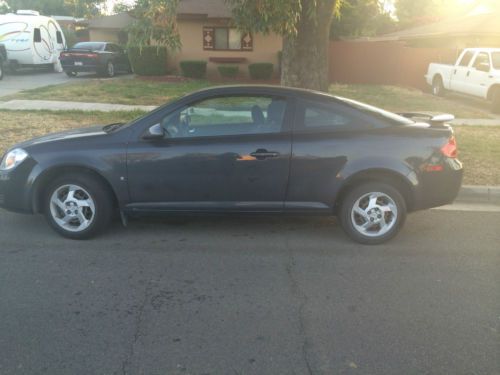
[0,208,498,375]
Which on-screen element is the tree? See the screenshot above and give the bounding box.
[2,0,104,17]
[225,0,342,92]
[330,0,396,39]
[113,1,132,14]
[396,0,481,28]
[127,0,181,50]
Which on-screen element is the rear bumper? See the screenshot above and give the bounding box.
[413,158,463,210]
[61,64,100,73]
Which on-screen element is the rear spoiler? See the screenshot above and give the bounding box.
[398,112,455,127]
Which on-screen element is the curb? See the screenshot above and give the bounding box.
[457,185,500,204]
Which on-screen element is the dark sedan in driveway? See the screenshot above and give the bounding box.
[60,42,131,77]
[0,86,463,244]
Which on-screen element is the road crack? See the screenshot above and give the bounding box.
[285,238,314,375]
[121,279,154,375]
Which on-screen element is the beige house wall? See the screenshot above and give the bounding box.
[89,29,120,43]
[169,19,282,77]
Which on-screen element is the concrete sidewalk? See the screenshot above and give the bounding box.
[0,99,156,112]
[1,99,500,126]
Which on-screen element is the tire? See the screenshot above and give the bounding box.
[65,71,77,77]
[43,173,114,240]
[339,182,407,245]
[492,88,500,114]
[432,76,446,97]
[104,61,115,77]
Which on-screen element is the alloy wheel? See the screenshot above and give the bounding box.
[49,184,96,232]
[350,192,398,238]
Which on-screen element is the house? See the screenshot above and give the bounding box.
[328,9,500,90]
[88,0,282,77]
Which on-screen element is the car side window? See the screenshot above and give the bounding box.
[472,53,490,70]
[458,51,474,67]
[160,96,287,139]
[298,100,365,132]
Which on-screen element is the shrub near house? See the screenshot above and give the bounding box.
[128,46,168,76]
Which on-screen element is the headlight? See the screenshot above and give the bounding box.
[0,149,29,171]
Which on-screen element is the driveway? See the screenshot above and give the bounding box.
[0,71,129,98]
[0,71,73,97]
[0,207,498,374]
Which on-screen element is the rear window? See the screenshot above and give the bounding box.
[71,42,105,51]
[492,52,500,70]
[335,97,414,126]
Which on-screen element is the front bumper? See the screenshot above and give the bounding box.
[0,159,37,214]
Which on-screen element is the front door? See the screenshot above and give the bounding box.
[126,93,292,212]
[467,52,492,98]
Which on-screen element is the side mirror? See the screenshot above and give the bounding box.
[143,123,165,140]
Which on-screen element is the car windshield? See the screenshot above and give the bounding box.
[492,52,500,70]
[335,97,415,125]
[71,42,105,51]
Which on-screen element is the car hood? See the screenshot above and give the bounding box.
[15,125,108,150]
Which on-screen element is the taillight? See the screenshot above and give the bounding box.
[441,136,458,158]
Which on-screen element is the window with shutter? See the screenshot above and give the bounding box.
[203,27,214,50]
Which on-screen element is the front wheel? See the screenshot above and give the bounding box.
[43,174,113,239]
[339,182,407,245]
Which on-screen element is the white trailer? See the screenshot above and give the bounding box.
[0,10,66,71]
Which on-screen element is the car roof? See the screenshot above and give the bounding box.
[188,84,336,101]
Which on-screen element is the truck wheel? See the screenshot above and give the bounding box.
[338,182,407,245]
[492,89,500,114]
[43,173,114,240]
[432,76,446,97]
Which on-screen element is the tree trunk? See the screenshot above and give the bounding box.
[281,0,336,92]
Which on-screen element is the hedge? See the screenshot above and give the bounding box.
[128,46,167,76]
[180,60,207,79]
[217,65,239,79]
[248,63,274,80]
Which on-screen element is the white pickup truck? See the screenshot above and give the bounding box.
[426,48,500,113]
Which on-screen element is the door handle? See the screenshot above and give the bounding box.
[466,71,471,77]
[250,149,279,160]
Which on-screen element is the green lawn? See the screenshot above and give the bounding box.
[2,78,492,119]
[1,110,498,186]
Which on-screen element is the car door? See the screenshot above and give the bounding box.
[111,44,128,71]
[467,52,492,98]
[286,98,384,212]
[125,92,292,212]
[450,50,475,93]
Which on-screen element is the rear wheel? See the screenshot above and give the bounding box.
[43,174,113,239]
[492,88,500,114]
[65,71,77,77]
[432,76,446,97]
[339,182,407,245]
[105,61,115,77]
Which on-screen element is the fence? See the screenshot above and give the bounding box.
[329,41,459,91]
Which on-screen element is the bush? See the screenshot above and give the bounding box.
[217,65,239,79]
[180,60,207,79]
[128,46,168,76]
[248,63,274,80]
